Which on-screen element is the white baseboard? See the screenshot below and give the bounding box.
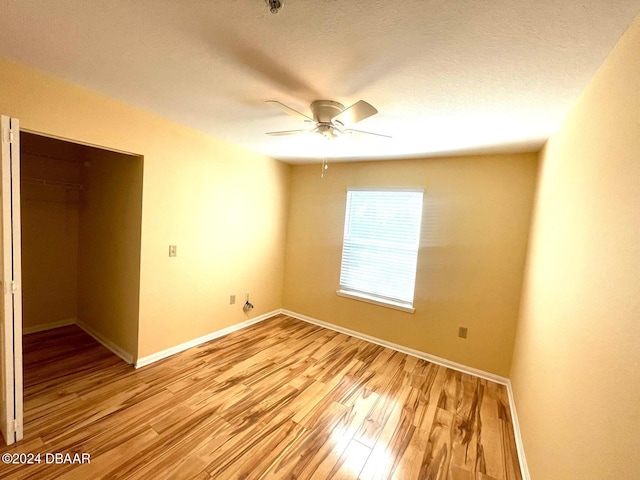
[23,317,77,335]
[134,310,280,369]
[281,309,530,480]
[75,319,134,365]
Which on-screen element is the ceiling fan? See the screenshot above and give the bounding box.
[265,99,391,140]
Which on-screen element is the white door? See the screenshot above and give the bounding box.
[0,115,23,445]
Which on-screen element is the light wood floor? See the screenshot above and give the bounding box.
[1,314,522,480]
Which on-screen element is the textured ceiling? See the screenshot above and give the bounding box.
[0,1,639,163]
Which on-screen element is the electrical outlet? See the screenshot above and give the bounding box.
[168,245,177,257]
[458,327,468,339]
[230,295,236,305]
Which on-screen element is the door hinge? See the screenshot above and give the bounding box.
[2,129,14,144]
[0,281,17,294]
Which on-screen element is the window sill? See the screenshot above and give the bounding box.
[336,290,415,313]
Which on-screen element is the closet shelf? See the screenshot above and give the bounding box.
[21,177,85,190]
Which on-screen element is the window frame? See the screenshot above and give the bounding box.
[336,187,424,313]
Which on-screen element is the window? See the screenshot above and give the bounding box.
[338,188,423,312]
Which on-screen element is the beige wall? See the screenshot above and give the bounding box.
[510,16,640,480]
[78,147,143,357]
[283,154,538,377]
[20,134,82,330]
[0,57,290,360]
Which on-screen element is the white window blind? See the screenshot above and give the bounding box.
[339,189,423,311]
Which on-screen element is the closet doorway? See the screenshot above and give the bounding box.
[18,131,143,437]
[21,131,143,344]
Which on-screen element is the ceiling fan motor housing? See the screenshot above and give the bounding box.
[311,100,345,124]
[311,100,345,138]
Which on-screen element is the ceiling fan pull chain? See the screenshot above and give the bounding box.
[320,158,329,178]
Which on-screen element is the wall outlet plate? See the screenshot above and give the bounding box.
[169,245,177,257]
[458,327,468,339]
[230,295,236,305]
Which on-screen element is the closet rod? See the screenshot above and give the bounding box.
[22,151,85,165]
[21,177,85,190]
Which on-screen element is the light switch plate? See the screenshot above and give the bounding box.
[169,245,177,257]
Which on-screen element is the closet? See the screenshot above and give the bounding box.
[20,132,143,360]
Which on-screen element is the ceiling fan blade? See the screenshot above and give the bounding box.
[331,100,378,126]
[265,100,314,122]
[265,129,311,136]
[344,128,392,139]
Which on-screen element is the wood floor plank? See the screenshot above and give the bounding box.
[304,388,379,479]
[32,389,175,460]
[261,401,349,479]
[479,381,504,479]
[316,438,371,480]
[391,426,430,480]
[204,416,306,479]
[449,376,484,475]
[55,428,160,480]
[358,384,415,480]
[0,315,523,479]
[354,365,411,448]
[420,407,456,480]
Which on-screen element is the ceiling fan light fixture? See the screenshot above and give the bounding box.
[317,124,340,140]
